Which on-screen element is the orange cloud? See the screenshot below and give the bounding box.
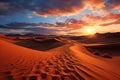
[100,14,120,26]
[65,19,88,30]
[87,0,105,9]
[100,19,120,26]
[84,13,120,25]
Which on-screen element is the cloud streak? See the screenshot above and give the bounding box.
[5,19,88,30]
[1,12,120,35]
[0,0,85,16]
[0,19,88,35]
[0,0,120,17]
[84,13,120,26]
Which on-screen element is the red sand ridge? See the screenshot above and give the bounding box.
[0,37,120,80]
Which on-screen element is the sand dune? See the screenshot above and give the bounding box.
[85,43,120,56]
[14,38,65,51]
[0,34,15,42]
[0,37,120,80]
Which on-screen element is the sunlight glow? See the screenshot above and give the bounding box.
[82,26,97,35]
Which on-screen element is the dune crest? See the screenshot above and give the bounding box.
[0,38,120,80]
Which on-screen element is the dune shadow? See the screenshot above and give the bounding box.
[14,37,65,51]
[85,43,120,56]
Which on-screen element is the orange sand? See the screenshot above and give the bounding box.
[0,37,120,80]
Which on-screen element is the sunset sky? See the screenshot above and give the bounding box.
[0,0,120,36]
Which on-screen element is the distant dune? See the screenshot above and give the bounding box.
[0,35,120,80]
[14,38,65,51]
[85,43,120,56]
[0,34,15,42]
[69,33,120,44]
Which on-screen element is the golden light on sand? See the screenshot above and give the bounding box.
[82,26,97,35]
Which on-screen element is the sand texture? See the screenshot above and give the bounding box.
[0,36,120,80]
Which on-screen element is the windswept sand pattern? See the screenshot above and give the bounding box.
[0,38,120,80]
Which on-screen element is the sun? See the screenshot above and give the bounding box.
[82,27,97,35]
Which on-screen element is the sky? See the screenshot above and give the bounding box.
[0,0,120,36]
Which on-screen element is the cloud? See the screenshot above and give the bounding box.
[102,13,120,25]
[0,0,120,17]
[6,22,58,28]
[85,0,120,16]
[5,19,88,30]
[84,13,120,26]
[65,19,88,30]
[105,0,120,9]
[86,0,120,12]
[0,2,23,16]
[1,12,120,35]
[0,18,89,35]
[0,0,85,16]
[0,25,10,28]
[0,25,60,35]
[30,0,85,16]
[100,19,120,26]
[86,13,120,20]
[107,13,120,20]
[0,22,66,35]
[86,0,105,9]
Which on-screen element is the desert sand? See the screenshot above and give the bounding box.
[0,35,120,80]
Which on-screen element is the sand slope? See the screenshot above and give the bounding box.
[0,38,120,80]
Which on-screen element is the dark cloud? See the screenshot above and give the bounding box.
[0,0,85,16]
[0,2,23,16]
[6,19,88,29]
[0,24,59,35]
[0,18,89,35]
[6,22,57,28]
[0,25,9,28]
[0,21,65,35]
[0,0,119,16]
[32,0,85,16]
[105,0,120,9]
